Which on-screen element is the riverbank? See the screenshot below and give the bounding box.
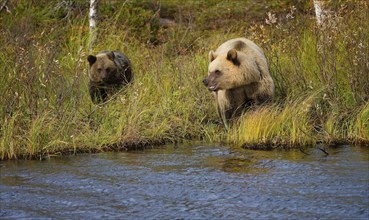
[1,1,368,160]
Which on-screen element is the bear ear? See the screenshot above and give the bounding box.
[106,51,115,61]
[209,50,217,62]
[87,55,97,66]
[227,49,239,65]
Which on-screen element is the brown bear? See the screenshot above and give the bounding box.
[87,51,133,104]
[202,38,275,123]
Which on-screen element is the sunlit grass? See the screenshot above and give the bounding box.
[228,94,317,149]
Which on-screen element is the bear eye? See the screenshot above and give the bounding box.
[97,68,102,73]
[215,70,221,75]
[106,68,111,73]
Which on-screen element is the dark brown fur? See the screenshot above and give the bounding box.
[87,51,133,104]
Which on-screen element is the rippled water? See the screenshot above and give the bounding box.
[1,145,368,219]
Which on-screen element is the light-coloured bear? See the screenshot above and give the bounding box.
[202,38,275,123]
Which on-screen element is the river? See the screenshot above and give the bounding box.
[1,145,368,219]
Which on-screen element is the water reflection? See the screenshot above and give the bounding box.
[1,145,368,219]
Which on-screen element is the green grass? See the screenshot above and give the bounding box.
[0,0,368,160]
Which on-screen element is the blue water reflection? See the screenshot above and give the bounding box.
[1,145,368,219]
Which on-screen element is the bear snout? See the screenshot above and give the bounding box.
[202,79,209,86]
[208,85,217,91]
[100,71,109,80]
[203,78,218,91]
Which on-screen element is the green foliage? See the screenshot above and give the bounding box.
[0,0,368,159]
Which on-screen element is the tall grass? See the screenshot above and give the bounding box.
[228,95,317,149]
[229,1,368,148]
[0,1,368,160]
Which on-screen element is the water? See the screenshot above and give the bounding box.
[1,145,368,219]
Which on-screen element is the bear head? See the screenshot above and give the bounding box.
[203,49,244,91]
[87,51,117,84]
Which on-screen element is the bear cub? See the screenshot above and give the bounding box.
[87,51,133,104]
[203,38,275,123]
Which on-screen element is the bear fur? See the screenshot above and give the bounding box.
[203,38,274,123]
[87,51,133,104]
